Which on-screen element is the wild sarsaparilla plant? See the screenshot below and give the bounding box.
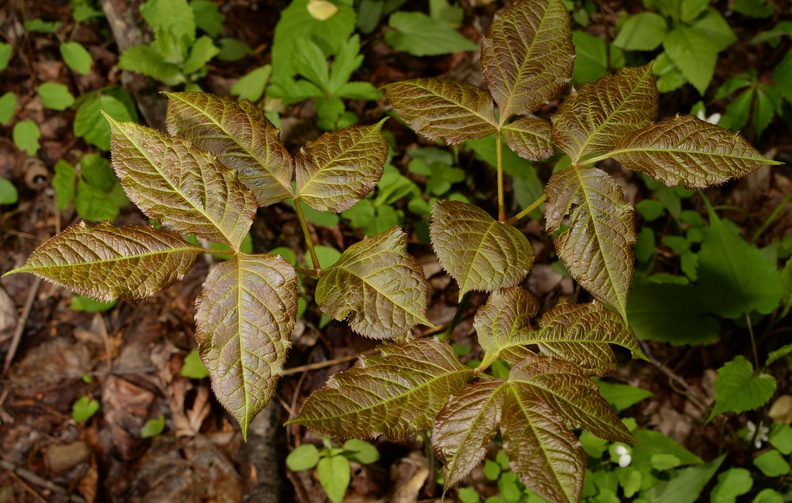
[5,0,780,501]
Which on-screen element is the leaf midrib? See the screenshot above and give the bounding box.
[20,246,202,271]
[610,146,767,163]
[409,81,497,128]
[170,94,294,195]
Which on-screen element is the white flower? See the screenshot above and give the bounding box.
[618,454,632,468]
[695,109,722,125]
[614,445,628,456]
[746,420,769,449]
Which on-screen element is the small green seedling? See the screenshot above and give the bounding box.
[72,396,100,423]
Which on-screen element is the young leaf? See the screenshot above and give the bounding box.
[288,337,471,438]
[521,301,646,375]
[551,64,658,163]
[501,385,584,503]
[5,222,202,301]
[343,439,379,464]
[286,444,320,471]
[697,204,783,318]
[315,227,432,339]
[165,92,294,206]
[0,92,16,124]
[662,26,717,94]
[473,287,539,367]
[613,12,667,51]
[509,355,635,443]
[545,167,635,318]
[60,41,93,75]
[481,0,574,121]
[431,200,534,297]
[75,95,133,150]
[611,115,780,189]
[383,79,497,145]
[708,356,776,422]
[0,178,18,205]
[317,455,350,503]
[385,11,479,57]
[641,455,725,503]
[72,396,100,423]
[12,120,41,155]
[501,117,554,161]
[195,253,298,438]
[295,120,388,213]
[38,82,75,111]
[118,45,184,86]
[433,379,507,488]
[107,117,257,248]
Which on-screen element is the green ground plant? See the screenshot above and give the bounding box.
[4,0,782,502]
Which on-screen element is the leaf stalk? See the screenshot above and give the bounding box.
[496,129,505,222]
[294,199,322,271]
[507,194,546,225]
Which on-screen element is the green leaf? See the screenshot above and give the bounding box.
[631,429,703,467]
[140,0,196,47]
[385,12,478,57]
[38,82,75,111]
[697,203,783,318]
[662,26,717,94]
[708,356,776,422]
[433,379,507,487]
[317,455,350,503]
[107,117,257,248]
[613,13,667,51]
[778,258,791,318]
[140,415,166,438]
[545,167,635,318]
[431,200,534,297]
[74,95,133,150]
[640,455,724,503]
[72,396,100,423]
[612,115,780,189]
[71,0,104,22]
[769,423,792,455]
[0,92,16,124]
[343,439,380,464]
[191,0,224,37]
[7,222,202,300]
[118,45,184,86]
[481,0,574,120]
[70,294,117,312]
[689,9,737,52]
[752,489,784,503]
[510,355,635,443]
[0,43,11,71]
[679,0,709,22]
[286,444,320,471]
[753,450,790,477]
[81,153,116,192]
[571,31,625,86]
[710,468,753,503]
[288,337,471,438]
[295,120,388,213]
[383,79,497,145]
[165,92,293,206]
[180,348,209,379]
[182,36,219,75]
[25,19,62,33]
[195,253,298,438]
[458,487,481,503]
[316,227,432,339]
[502,117,554,162]
[13,120,41,155]
[773,50,792,102]
[552,64,657,163]
[627,283,719,345]
[501,384,585,503]
[216,37,252,62]
[473,287,538,367]
[60,41,93,75]
[230,65,271,102]
[651,453,681,470]
[767,344,792,367]
[0,178,18,205]
[75,180,119,221]
[597,381,653,412]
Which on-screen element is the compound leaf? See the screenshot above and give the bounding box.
[481,0,574,121]
[502,117,554,161]
[295,120,388,213]
[552,64,658,163]
[473,286,539,367]
[431,200,534,297]
[6,222,202,301]
[509,355,635,443]
[195,253,298,438]
[433,379,506,488]
[501,385,585,503]
[316,227,432,339]
[383,79,497,145]
[522,301,647,375]
[165,92,293,206]
[611,115,780,189]
[107,117,257,248]
[288,337,471,438]
[545,167,635,318]
[708,356,777,422]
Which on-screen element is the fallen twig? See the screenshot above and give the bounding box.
[2,277,42,376]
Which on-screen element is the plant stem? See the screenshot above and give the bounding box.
[294,199,321,271]
[752,192,792,243]
[745,312,760,369]
[441,291,473,342]
[496,130,505,222]
[294,266,321,278]
[506,194,546,225]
